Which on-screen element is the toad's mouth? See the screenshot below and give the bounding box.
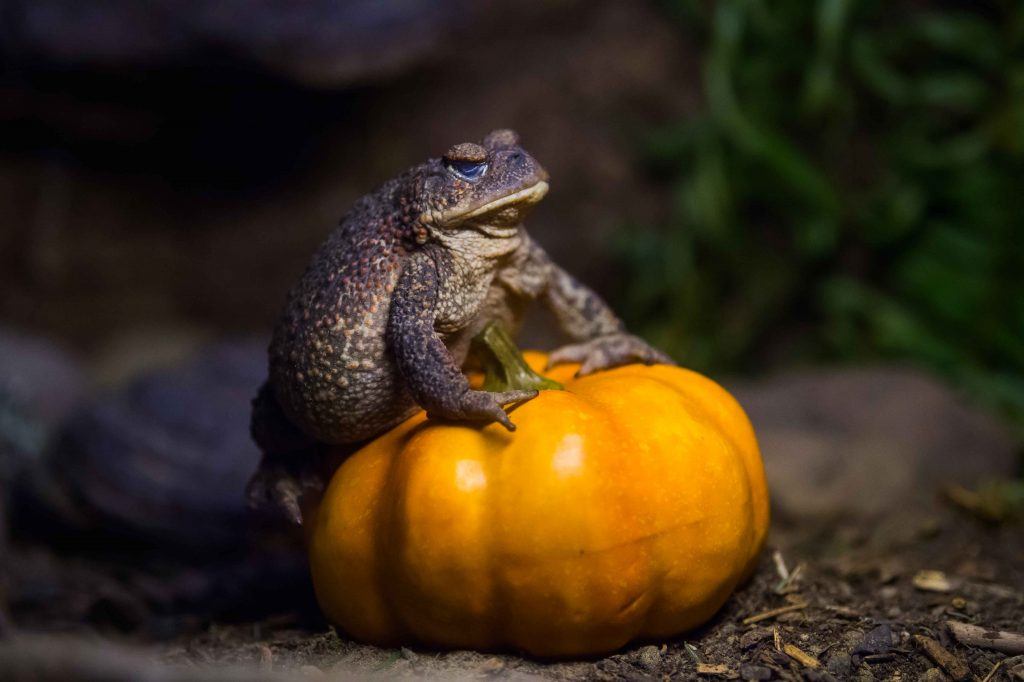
[462,181,549,221]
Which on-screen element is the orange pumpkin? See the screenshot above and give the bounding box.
[308,351,768,658]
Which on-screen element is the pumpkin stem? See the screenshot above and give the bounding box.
[473,322,563,393]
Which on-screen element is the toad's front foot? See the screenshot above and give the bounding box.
[426,388,538,431]
[548,333,674,377]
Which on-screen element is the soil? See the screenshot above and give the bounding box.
[4,502,1021,681]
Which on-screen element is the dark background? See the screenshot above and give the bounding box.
[2,0,1022,437]
[1,1,1022,678]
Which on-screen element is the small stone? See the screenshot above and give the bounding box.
[257,644,273,669]
[739,664,772,681]
[478,657,505,674]
[918,668,945,682]
[854,664,875,682]
[825,652,852,678]
[852,624,895,660]
[803,671,838,682]
[842,630,866,650]
[400,647,418,661]
[637,645,661,670]
[740,627,773,650]
[879,586,900,601]
[912,570,954,593]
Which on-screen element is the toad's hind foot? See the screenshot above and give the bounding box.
[246,459,324,526]
[249,381,323,525]
[547,333,674,377]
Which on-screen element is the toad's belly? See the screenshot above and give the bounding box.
[284,361,419,444]
[273,281,529,444]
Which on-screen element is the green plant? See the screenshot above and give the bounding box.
[618,0,1024,433]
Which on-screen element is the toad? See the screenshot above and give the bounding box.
[250,129,672,522]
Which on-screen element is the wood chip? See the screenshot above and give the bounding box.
[696,662,738,678]
[946,620,1024,655]
[772,550,789,581]
[914,635,971,682]
[824,604,861,619]
[741,600,809,625]
[912,570,955,593]
[782,643,820,669]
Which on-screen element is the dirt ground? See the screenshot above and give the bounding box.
[168,510,1023,680]
[2,346,1022,681]
[3,500,1021,681]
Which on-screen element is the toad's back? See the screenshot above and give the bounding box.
[268,182,419,444]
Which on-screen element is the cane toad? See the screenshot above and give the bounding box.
[250,129,672,522]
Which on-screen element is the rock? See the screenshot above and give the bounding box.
[11,338,266,553]
[852,624,895,662]
[804,672,838,682]
[825,652,852,678]
[740,664,773,681]
[919,668,946,682]
[740,627,773,650]
[854,665,875,682]
[478,657,505,674]
[730,366,1018,521]
[4,339,313,632]
[0,327,85,480]
[842,630,866,650]
[1,0,471,87]
[636,645,661,670]
[300,664,325,678]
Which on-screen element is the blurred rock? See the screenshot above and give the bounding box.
[1,0,470,87]
[6,338,313,633]
[0,327,85,476]
[731,366,1020,521]
[12,338,266,554]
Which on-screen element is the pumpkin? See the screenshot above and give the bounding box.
[308,340,768,658]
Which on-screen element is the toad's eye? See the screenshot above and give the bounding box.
[445,159,488,182]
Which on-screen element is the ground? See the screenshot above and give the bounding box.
[4,498,1020,681]
[2,351,1022,681]
[153,506,1022,680]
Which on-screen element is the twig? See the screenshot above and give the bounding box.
[742,600,809,625]
[823,604,861,619]
[947,620,1024,655]
[783,644,820,669]
[914,635,971,682]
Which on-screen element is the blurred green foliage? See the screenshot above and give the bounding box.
[618,0,1024,432]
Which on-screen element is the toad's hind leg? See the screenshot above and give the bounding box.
[248,382,328,525]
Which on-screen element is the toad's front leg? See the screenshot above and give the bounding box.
[388,248,538,429]
[520,239,674,375]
